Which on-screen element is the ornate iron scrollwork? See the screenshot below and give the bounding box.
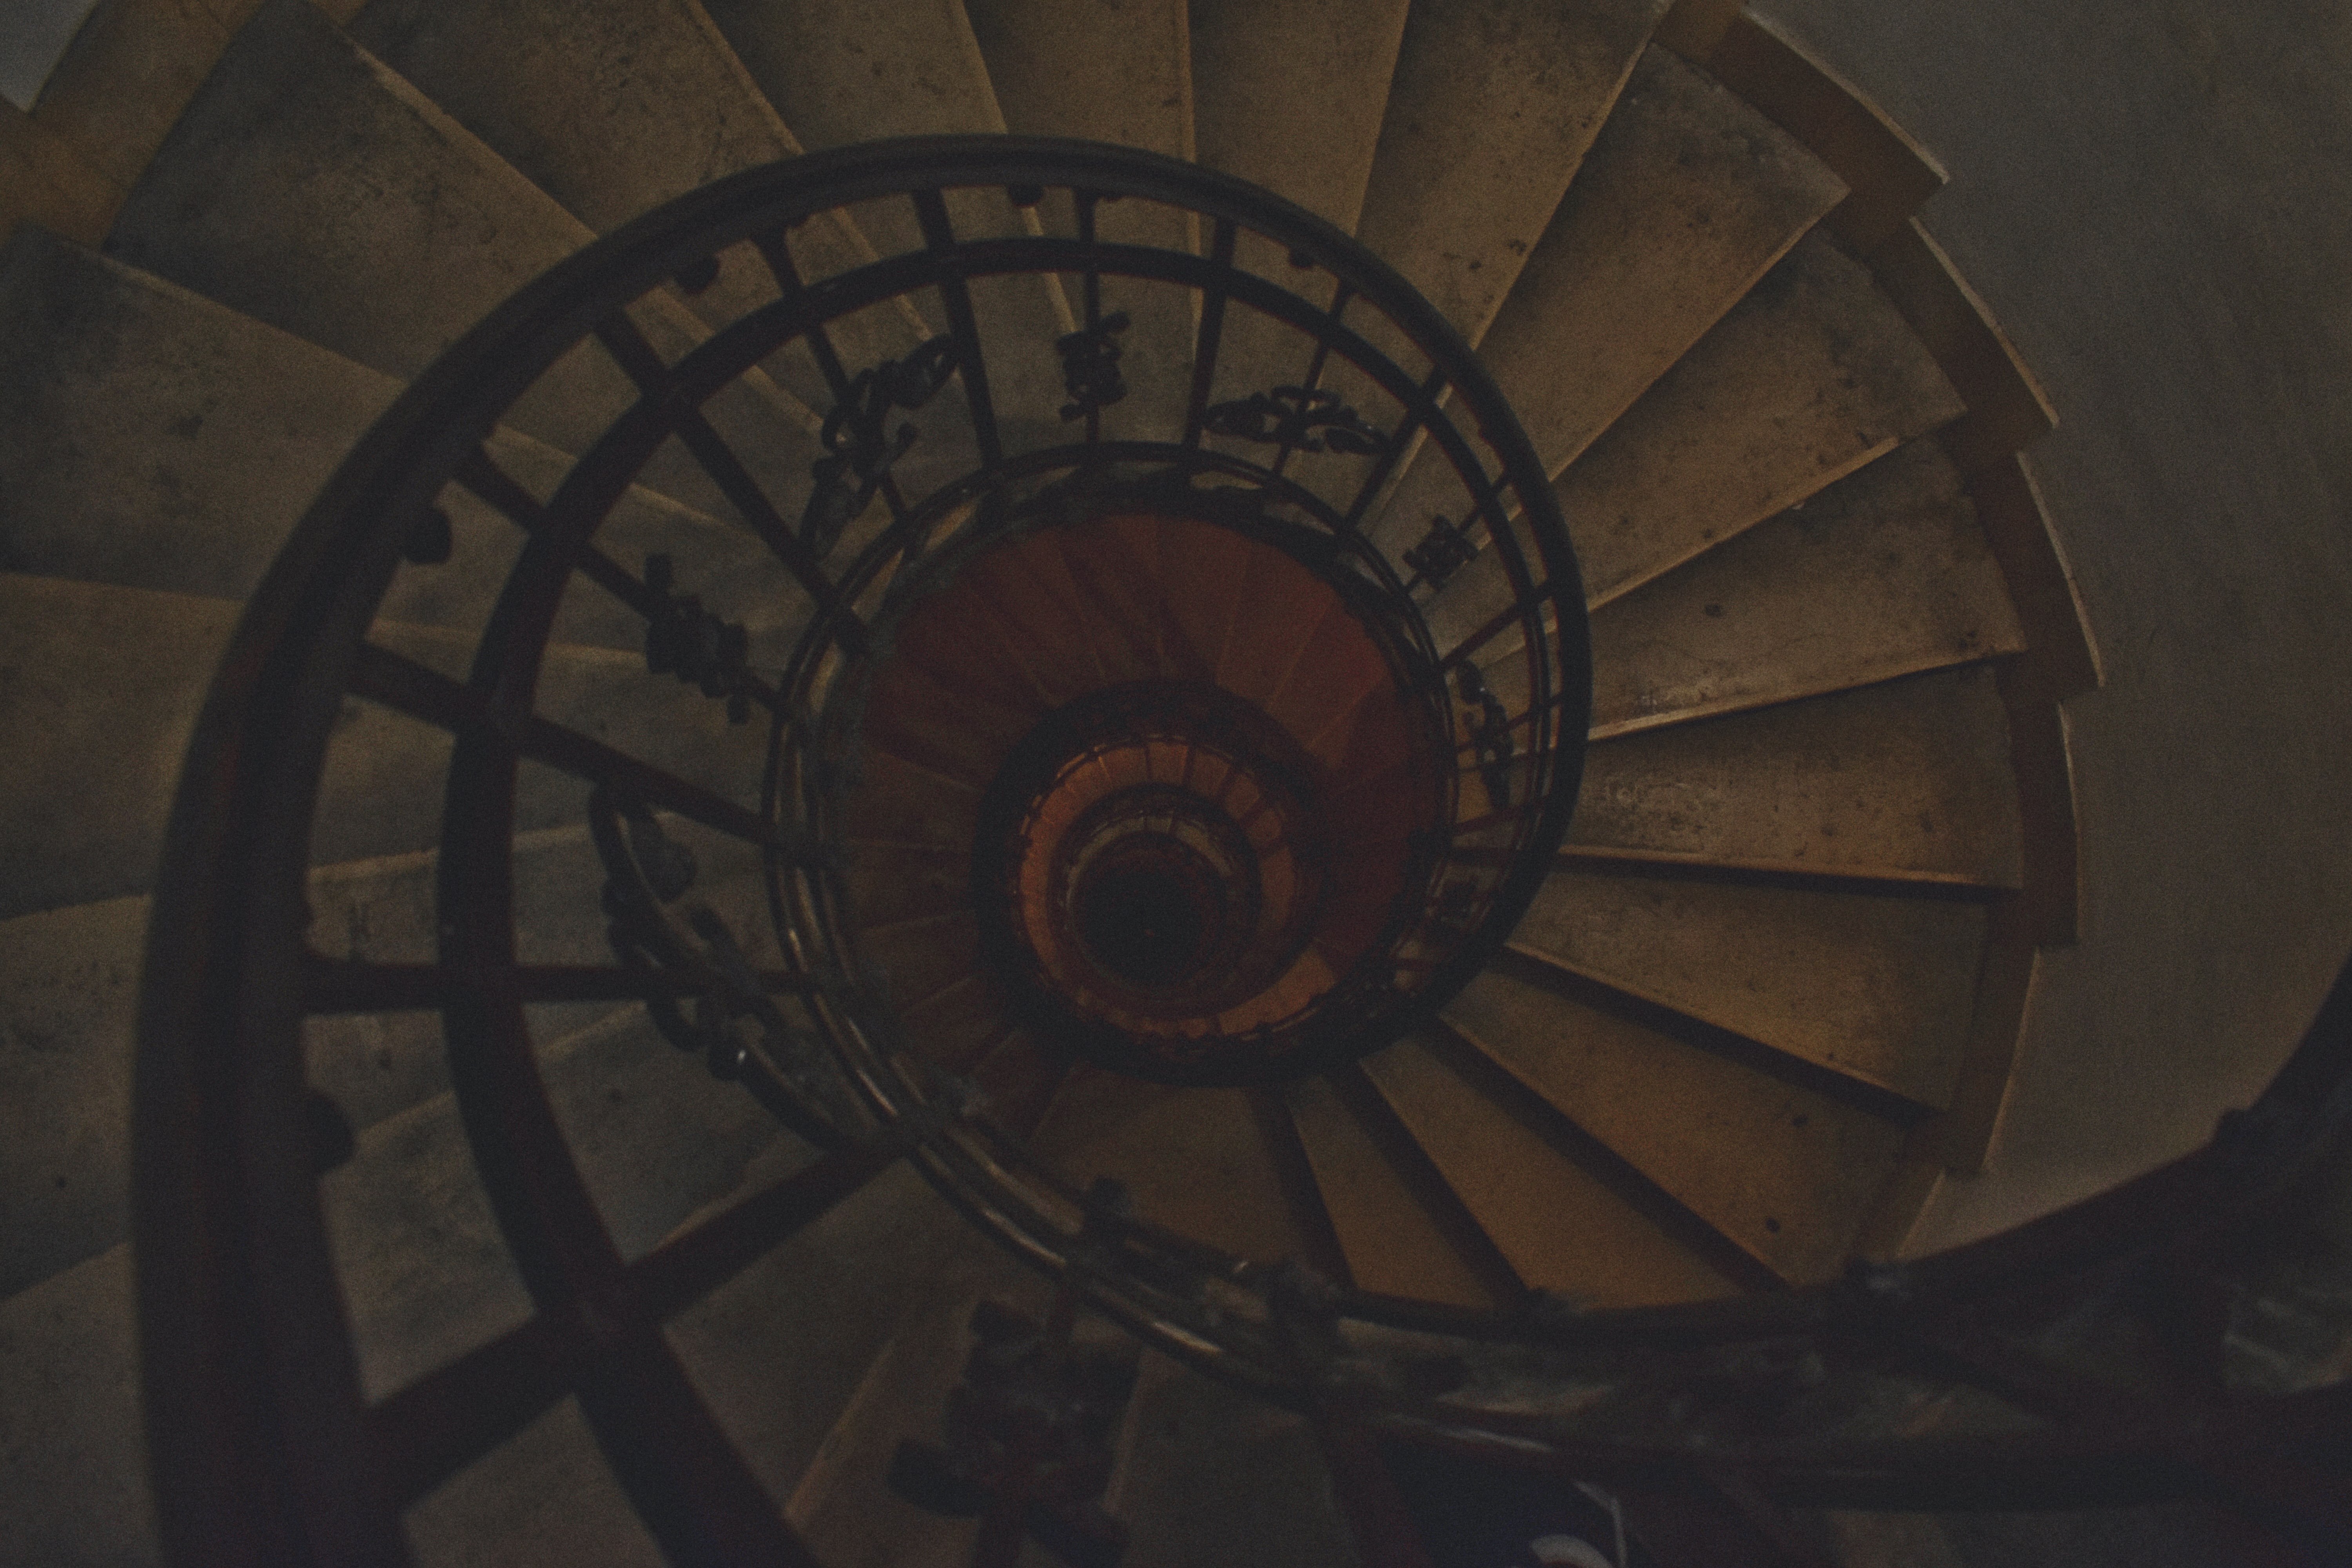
[1202,385,1387,456]
[1403,513,1476,588]
[1457,664,1517,812]
[801,333,961,554]
[642,553,757,723]
[1056,310,1131,422]
[590,786,860,1146]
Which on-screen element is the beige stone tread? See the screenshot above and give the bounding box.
[1188,0,1411,234]
[345,0,917,410]
[782,1292,996,1567]
[402,1396,670,1567]
[1483,44,1848,474]
[962,0,1199,438]
[1509,867,1987,1109]
[1106,1356,1360,1568]
[861,908,987,1026]
[1443,968,1909,1285]
[0,826,657,1302]
[968,1025,1074,1136]
[656,1161,1038,1527]
[0,230,797,653]
[104,0,814,516]
[1559,229,1965,608]
[1584,438,2028,738]
[1568,664,2026,887]
[0,573,236,921]
[0,1244,159,1567]
[1359,1034,1740,1306]
[1029,1070,1314,1265]
[327,1005,803,1399]
[1279,1073,1498,1308]
[1356,0,1666,346]
[894,970,1011,1076]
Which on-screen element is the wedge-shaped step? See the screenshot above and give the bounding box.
[0,574,234,920]
[1356,0,1666,345]
[106,0,814,511]
[964,0,1197,434]
[1511,868,1986,1109]
[894,970,1009,1076]
[666,1161,1045,1517]
[0,228,789,655]
[403,1396,670,1568]
[1469,44,1847,474]
[0,1245,158,1566]
[843,746,983,856]
[1570,664,2025,886]
[0,824,673,1301]
[1110,1356,1360,1568]
[1561,230,1964,606]
[1029,1071,1312,1265]
[323,1004,794,1401]
[1280,1074,1499,1309]
[1360,1035,1739,1305]
[347,0,918,408]
[1443,968,1907,1284]
[1586,438,2027,736]
[1189,0,1411,233]
[861,908,986,1022]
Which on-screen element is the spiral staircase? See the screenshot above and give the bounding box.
[3,1,2349,1564]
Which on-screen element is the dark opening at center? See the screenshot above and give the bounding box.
[1074,860,1211,989]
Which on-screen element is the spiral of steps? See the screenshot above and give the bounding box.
[0,1,2118,1563]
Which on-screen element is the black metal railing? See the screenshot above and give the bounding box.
[132,138,2352,1566]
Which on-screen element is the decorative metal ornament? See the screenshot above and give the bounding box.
[1203,384,1387,456]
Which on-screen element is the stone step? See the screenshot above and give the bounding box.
[1368,42,1845,561]
[1583,438,2028,738]
[1360,1033,1742,1305]
[1569,664,2026,887]
[0,821,685,1303]
[0,227,793,657]
[1106,1352,1360,1568]
[0,575,777,920]
[1356,0,1668,347]
[1441,967,1909,1285]
[964,0,1197,437]
[104,0,818,522]
[346,0,922,416]
[1558,230,1965,607]
[696,0,1074,456]
[1028,1071,1314,1265]
[1510,866,1986,1110]
[1279,1073,1500,1308]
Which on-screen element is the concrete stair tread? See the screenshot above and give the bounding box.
[1027,1070,1314,1266]
[1359,1034,1743,1306]
[1281,1073,1503,1310]
[1369,40,1848,558]
[1559,229,1967,608]
[345,0,921,412]
[1188,0,1411,234]
[104,0,818,518]
[1509,866,1985,1111]
[1568,663,2027,888]
[1441,967,1910,1286]
[1356,0,1668,346]
[0,226,794,652]
[1584,437,2029,738]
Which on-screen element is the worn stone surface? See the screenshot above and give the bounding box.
[1571,664,2025,886]
[0,1243,159,1567]
[1357,0,1666,345]
[1559,230,1964,606]
[1515,868,1986,1108]
[1363,1034,1740,1305]
[1444,969,1906,1286]
[403,1396,668,1568]
[1754,0,2352,1256]
[1283,1073,1495,1308]
[1585,439,2027,737]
